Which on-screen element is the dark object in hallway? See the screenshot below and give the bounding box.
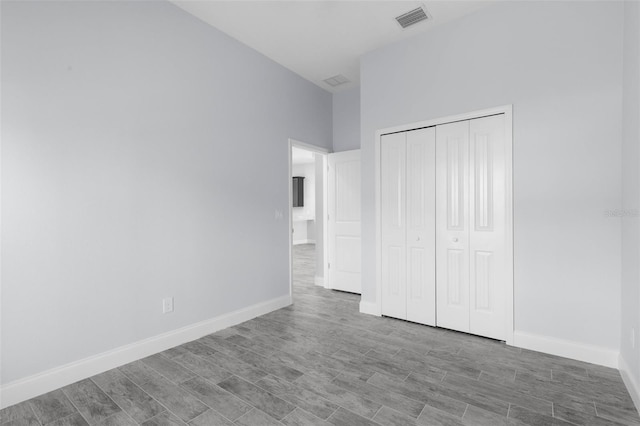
[292,176,304,207]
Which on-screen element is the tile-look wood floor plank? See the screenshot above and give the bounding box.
[236,348,304,382]
[595,403,640,426]
[91,370,165,424]
[508,405,575,426]
[405,372,510,417]
[372,405,421,426]
[187,409,233,426]
[4,244,640,426]
[47,412,89,426]
[282,407,333,426]
[96,411,137,426]
[233,408,281,426]
[254,374,339,419]
[185,340,268,383]
[139,355,194,385]
[293,374,382,419]
[443,372,553,416]
[366,372,468,418]
[62,379,121,425]
[461,405,509,426]
[416,405,465,426]
[179,377,251,422]
[139,411,185,426]
[553,403,627,426]
[0,401,40,425]
[29,390,78,425]
[118,362,207,423]
[169,352,232,384]
[327,407,380,426]
[331,374,425,418]
[217,375,295,421]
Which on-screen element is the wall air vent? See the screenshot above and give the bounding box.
[395,6,429,29]
[323,74,350,88]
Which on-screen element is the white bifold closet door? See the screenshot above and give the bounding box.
[436,115,507,341]
[381,127,436,326]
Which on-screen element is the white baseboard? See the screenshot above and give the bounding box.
[0,295,292,409]
[314,275,324,287]
[512,331,618,368]
[292,239,315,246]
[619,354,640,414]
[359,300,381,317]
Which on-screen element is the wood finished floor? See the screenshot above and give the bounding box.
[2,243,639,426]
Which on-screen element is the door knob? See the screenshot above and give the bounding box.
[416,237,421,242]
[452,237,459,242]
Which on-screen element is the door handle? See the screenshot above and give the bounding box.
[416,237,421,242]
[452,237,459,243]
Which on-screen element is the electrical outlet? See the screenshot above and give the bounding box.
[162,297,174,314]
[632,328,636,349]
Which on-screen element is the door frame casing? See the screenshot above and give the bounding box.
[372,105,514,345]
[288,139,330,300]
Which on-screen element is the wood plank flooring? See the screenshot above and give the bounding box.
[2,243,639,425]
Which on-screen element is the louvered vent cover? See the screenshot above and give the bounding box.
[323,74,350,87]
[395,6,429,29]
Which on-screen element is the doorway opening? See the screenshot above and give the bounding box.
[288,140,328,301]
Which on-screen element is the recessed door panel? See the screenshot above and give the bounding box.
[381,132,407,319]
[405,127,436,326]
[436,121,470,333]
[469,115,506,340]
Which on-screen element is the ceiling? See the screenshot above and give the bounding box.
[170,1,495,93]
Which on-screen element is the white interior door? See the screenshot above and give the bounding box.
[469,115,507,340]
[377,109,511,342]
[436,115,508,340]
[328,150,361,293]
[436,121,471,333]
[381,128,436,325]
[406,127,436,326]
[381,132,407,319]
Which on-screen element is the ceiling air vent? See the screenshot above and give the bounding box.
[395,6,429,29]
[323,74,350,88]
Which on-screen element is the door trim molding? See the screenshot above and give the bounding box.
[369,105,514,345]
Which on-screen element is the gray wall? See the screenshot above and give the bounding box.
[332,87,361,152]
[621,0,640,391]
[1,0,332,384]
[360,1,623,351]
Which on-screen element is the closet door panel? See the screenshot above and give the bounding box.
[469,115,507,340]
[381,132,407,320]
[436,121,470,333]
[406,127,436,326]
